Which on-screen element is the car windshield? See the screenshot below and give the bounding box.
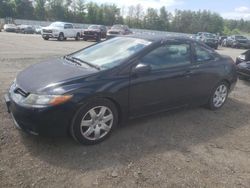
[235,36,247,40]
[7,24,16,27]
[49,22,64,28]
[72,37,152,69]
[89,25,99,29]
[204,33,215,38]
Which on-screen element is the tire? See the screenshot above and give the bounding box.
[43,36,49,40]
[206,82,229,110]
[75,33,80,41]
[70,98,118,145]
[96,34,101,42]
[58,33,64,41]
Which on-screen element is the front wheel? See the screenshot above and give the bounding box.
[75,33,80,41]
[70,99,118,145]
[207,82,229,110]
[43,36,49,40]
[96,34,101,42]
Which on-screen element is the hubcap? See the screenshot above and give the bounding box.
[213,84,228,108]
[80,106,113,141]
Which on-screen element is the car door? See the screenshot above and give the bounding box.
[64,24,73,37]
[187,42,223,106]
[129,41,194,117]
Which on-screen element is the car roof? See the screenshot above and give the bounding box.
[123,33,194,43]
[52,22,72,25]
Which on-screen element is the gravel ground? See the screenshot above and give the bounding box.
[1,32,250,188]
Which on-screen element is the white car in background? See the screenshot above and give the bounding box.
[3,24,17,32]
[41,22,83,41]
[34,25,42,34]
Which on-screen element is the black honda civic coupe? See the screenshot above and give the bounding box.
[4,35,237,144]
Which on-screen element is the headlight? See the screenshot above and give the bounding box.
[22,94,72,107]
[239,54,246,60]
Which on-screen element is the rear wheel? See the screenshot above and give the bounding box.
[207,82,229,110]
[58,33,64,41]
[70,99,118,145]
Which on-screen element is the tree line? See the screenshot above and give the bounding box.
[0,0,250,35]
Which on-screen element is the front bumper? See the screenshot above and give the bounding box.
[42,33,58,38]
[4,93,76,137]
[237,67,250,78]
[83,34,99,39]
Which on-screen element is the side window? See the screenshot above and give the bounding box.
[142,43,191,70]
[64,24,69,29]
[64,24,73,29]
[194,44,215,63]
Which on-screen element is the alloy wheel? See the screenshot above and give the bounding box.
[213,84,228,108]
[80,106,114,141]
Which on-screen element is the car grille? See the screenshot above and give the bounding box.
[42,29,52,33]
[84,31,94,35]
[9,82,29,102]
[14,87,29,97]
[109,31,119,34]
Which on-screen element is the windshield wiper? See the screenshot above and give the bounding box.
[64,56,82,66]
[71,57,101,70]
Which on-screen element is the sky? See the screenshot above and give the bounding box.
[89,0,250,20]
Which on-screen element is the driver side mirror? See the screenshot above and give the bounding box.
[132,63,151,76]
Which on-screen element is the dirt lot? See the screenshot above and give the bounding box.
[1,32,250,188]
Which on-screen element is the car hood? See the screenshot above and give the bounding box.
[42,26,60,30]
[108,29,123,32]
[16,58,98,94]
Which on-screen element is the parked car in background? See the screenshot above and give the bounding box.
[222,37,230,47]
[5,35,237,144]
[16,25,35,34]
[3,24,17,32]
[236,50,250,79]
[236,49,250,65]
[82,25,107,42]
[227,35,250,49]
[107,25,132,39]
[219,36,227,46]
[41,22,82,41]
[197,32,219,49]
[34,25,42,34]
[0,23,3,32]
